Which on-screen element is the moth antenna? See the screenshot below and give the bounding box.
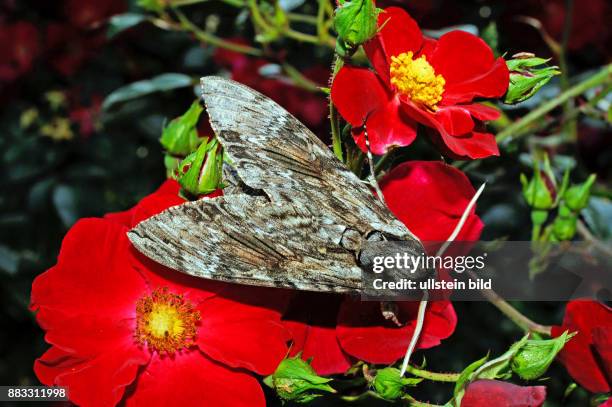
[364,126,387,208]
[399,183,487,376]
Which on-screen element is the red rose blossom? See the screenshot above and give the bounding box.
[331,7,508,159]
[31,181,290,407]
[551,300,612,393]
[461,380,546,407]
[380,161,483,243]
[64,0,126,30]
[0,22,40,82]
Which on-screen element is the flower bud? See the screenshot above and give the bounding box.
[511,331,574,380]
[504,53,560,104]
[176,138,223,196]
[334,0,380,55]
[564,174,597,212]
[160,101,204,157]
[552,204,578,241]
[265,356,335,403]
[372,367,421,400]
[520,171,554,211]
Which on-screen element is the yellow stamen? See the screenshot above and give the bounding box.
[135,287,200,354]
[390,51,445,110]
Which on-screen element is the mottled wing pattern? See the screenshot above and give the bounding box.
[129,77,422,292]
[200,76,415,239]
[129,194,362,292]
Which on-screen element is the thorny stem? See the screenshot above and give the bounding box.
[329,56,344,161]
[478,287,552,336]
[496,63,612,143]
[404,365,460,382]
[402,394,446,407]
[169,10,263,56]
[577,220,612,258]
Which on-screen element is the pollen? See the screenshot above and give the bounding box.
[135,287,200,354]
[390,51,445,110]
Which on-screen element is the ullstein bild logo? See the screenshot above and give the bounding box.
[360,241,612,301]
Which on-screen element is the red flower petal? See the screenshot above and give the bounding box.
[380,161,483,242]
[429,127,500,160]
[434,106,475,136]
[429,31,509,104]
[105,180,184,228]
[551,300,612,393]
[34,346,87,386]
[124,351,265,407]
[593,327,612,385]
[30,219,148,326]
[353,96,418,155]
[47,342,148,407]
[461,380,546,407]
[337,299,456,364]
[331,66,389,128]
[196,291,290,375]
[364,7,423,83]
[283,292,352,375]
[461,104,501,122]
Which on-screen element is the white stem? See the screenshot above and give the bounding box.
[399,182,487,376]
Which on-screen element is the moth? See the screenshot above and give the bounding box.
[128,76,427,293]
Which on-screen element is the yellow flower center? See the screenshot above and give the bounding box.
[390,51,445,110]
[135,287,200,354]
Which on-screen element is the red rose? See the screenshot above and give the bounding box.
[283,292,354,375]
[331,7,508,159]
[461,380,546,407]
[31,181,290,407]
[64,0,126,30]
[380,161,483,243]
[336,299,456,364]
[0,22,40,82]
[45,23,106,76]
[551,300,612,393]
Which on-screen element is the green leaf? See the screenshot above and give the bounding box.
[107,13,147,38]
[453,354,488,406]
[102,73,193,110]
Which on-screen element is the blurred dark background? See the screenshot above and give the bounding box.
[0,0,610,405]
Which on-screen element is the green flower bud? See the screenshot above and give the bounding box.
[334,0,380,54]
[520,171,554,211]
[176,138,223,196]
[266,356,335,403]
[511,331,574,380]
[564,174,597,212]
[160,101,204,156]
[372,367,421,400]
[504,53,560,104]
[552,205,578,241]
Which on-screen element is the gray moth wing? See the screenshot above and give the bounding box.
[128,76,423,292]
[129,194,363,292]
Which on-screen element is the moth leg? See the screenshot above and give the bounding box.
[380,301,403,327]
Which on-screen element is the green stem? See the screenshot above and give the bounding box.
[402,395,445,407]
[374,149,396,175]
[171,11,263,56]
[285,28,321,44]
[287,12,318,24]
[404,365,460,382]
[479,288,552,335]
[559,0,577,140]
[496,63,612,144]
[282,63,324,93]
[330,56,344,161]
[316,0,329,40]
